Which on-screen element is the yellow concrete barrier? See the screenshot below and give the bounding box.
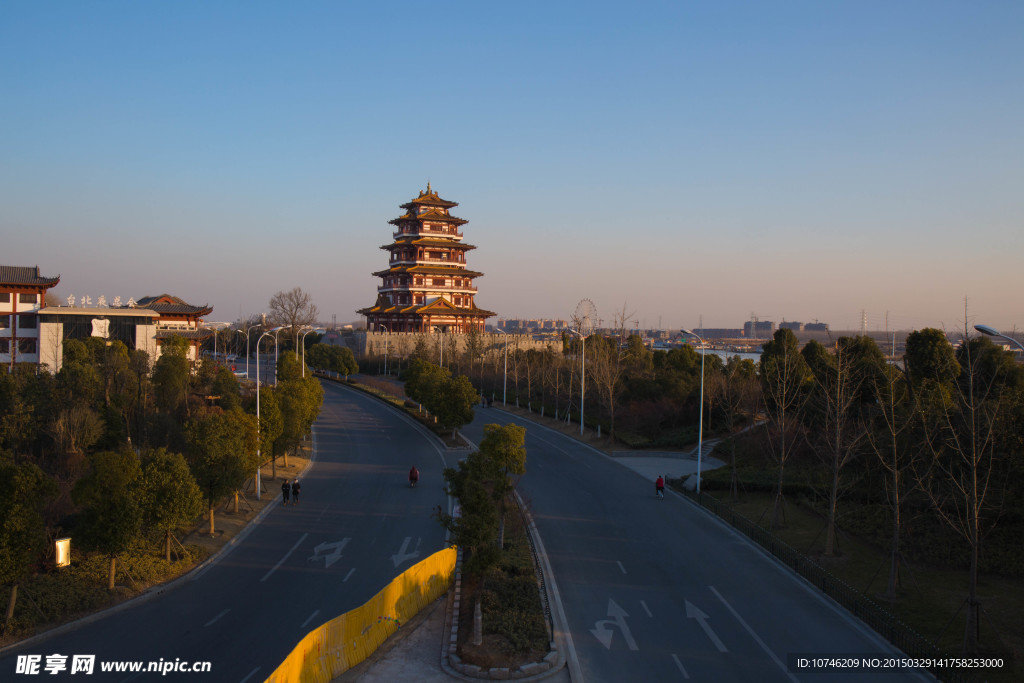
[264,546,456,683]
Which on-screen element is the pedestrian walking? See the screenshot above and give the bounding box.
[655,475,665,500]
[291,479,301,505]
[282,479,291,506]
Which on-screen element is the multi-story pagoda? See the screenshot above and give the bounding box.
[359,185,495,333]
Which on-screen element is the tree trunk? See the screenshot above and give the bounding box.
[234,490,239,514]
[108,555,116,591]
[473,596,483,646]
[5,583,17,631]
[209,502,215,536]
[165,529,172,563]
[825,463,839,556]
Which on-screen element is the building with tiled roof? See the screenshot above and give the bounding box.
[358,185,496,333]
[1,265,61,367]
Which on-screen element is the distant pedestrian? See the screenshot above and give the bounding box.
[282,479,291,506]
[291,479,301,505]
[655,475,665,500]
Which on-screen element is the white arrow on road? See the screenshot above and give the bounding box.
[590,599,638,651]
[391,537,421,568]
[308,538,350,569]
[686,601,728,652]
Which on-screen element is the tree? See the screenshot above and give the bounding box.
[915,333,1019,654]
[268,287,319,340]
[440,423,527,573]
[152,336,192,417]
[305,343,358,378]
[759,328,812,528]
[434,375,478,437]
[185,409,259,536]
[72,449,143,590]
[277,377,323,467]
[716,356,759,501]
[257,388,284,479]
[0,459,52,631]
[139,448,203,562]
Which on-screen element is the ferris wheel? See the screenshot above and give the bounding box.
[573,298,597,335]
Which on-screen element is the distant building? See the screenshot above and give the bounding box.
[805,322,829,332]
[743,320,776,337]
[359,185,495,333]
[692,328,744,339]
[1,265,61,367]
[779,321,804,332]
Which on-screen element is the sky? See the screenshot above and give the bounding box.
[2,1,1022,333]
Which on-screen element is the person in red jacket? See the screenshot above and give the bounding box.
[655,475,665,499]
[409,466,420,487]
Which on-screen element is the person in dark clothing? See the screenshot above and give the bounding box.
[291,479,301,505]
[655,475,665,499]
[282,479,291,505]
[409,466,419,487]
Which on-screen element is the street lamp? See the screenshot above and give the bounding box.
[497,330,508,406]
[567,328,586,436]
[237,324,259,379]
[299,327,317,377]
[975,324,1024,353]
[681,329,706,494]
[254,326,283,501]
[433,326,445,368]
[379,324,389,377]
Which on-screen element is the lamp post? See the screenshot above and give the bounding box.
[255,326,283,501]
[567,328,586,435]
[681,329,706,494]
[299,327,317,377]
[379,324,389,377]
[272,327,283,386]
[433,326,444,368]
[237,324,258,379]
[497,330,508,405]
[975,324,1024,353]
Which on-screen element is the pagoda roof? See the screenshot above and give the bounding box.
[382,237,476,250]
[372,265,484,278]
[0,265,60,288]
[398,184,459,210]
[389,208,468,227]
[136,294,213,316]
[358,294,495,319]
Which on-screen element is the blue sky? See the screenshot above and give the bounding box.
[3,1,1022,332]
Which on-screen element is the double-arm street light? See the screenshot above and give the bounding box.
[254,326,283,500]
[975,324,1024,353]
[681,329,706,494]
[237,323,259,379]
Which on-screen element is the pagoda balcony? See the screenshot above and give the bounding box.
[379,284,478,295]
[392,227,464,240]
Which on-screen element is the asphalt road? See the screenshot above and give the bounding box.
[0,382,452,682]
[461,409,930,683]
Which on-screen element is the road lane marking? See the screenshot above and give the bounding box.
[671,654,690,678]
[344,568,356,582]
[617,561,627,574]
[301,610,321,628]
[710,585,797,682]
[204,608,230,627]
[590,599,638,651]
[686,601,728,652]
[239,667,260,683]
[261,533,309,582]
[640,600,653,617]
[308,539,350,568]
[391,536,421,567]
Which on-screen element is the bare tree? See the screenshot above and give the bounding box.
[865,361,918,600]
[268,287,319,338]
